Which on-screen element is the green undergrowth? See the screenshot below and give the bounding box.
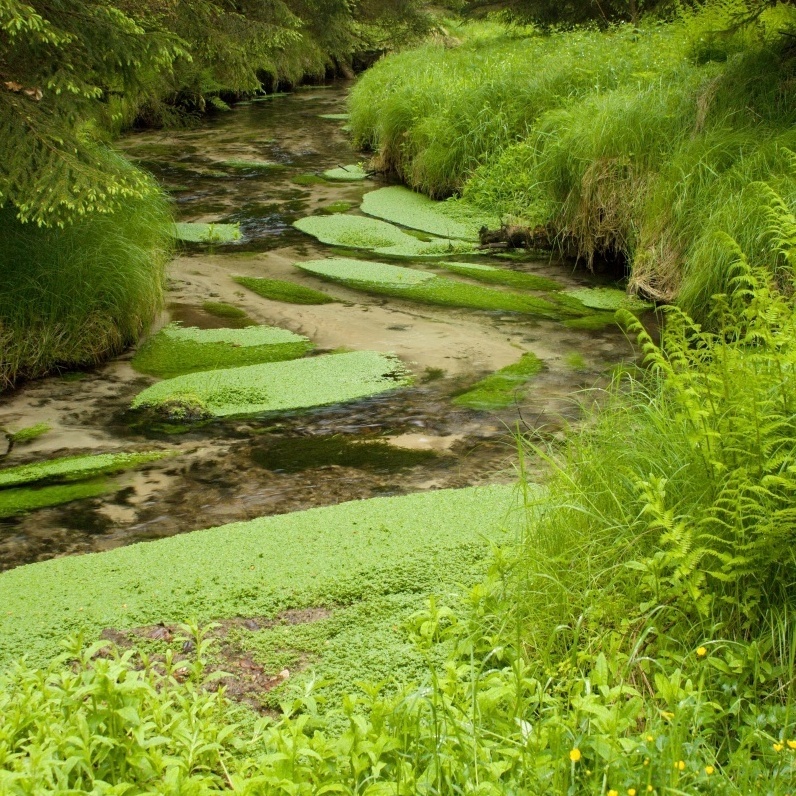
[360,186,495,241]
[173,222,241,245]
[132,323,312,378]
[0,451,170,489]
[322,164,368,181]
[350,6,796,321]
[0,189,171,389]
[453,352,544,409]
[294,214,474,257]
[437,260,563,291]
[131,350,411,420]
[294,258,587,319]
[234,276,337,304]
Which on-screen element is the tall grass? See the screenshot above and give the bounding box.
[0,164,172,388]
[350,4,796,321]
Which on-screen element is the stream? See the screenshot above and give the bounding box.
[0,84,642,571]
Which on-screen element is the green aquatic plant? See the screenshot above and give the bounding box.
[453,352,544,409]
[173,222,241,245]
[294,258,587,319]
[202,301,250,320]
[132,324,312,378]
[322,165,368,181]
[292,174,327,186]
[320,201,353,214]
[361,187,495,241]
[234,276,337,305]
[131,351,411,419]
[436,261,563,291]
[0,485,521,667]
[251,434,438,472]
[318,113,350,120]
[293,215,474,257]
[0,451,170,489]
[9,424,51,445]
[0,478,113,518]
[564,287,653,312]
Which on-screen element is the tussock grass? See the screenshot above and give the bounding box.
[0,191,172,388]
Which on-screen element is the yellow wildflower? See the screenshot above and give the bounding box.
[661,711,674,721]
[646,734,654,742]
[569,748,582,763]
[643,758,650,766]
[628,789,637,796]
[608,790,619,796]
[675,760,686,771]
[705,765,715,775]
[697,646,707,657]
[774,743,785,752]
[647,788,654,793]
[787,740,796,750]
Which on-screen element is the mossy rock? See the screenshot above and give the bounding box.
[322,165,369,181]
[131,351,411,419]
[173,222,241,245]
[0,478,114,518]
[132,323,313,378]
[437,261,563,291]
[294,258,587,319]
[453,352,545,410]
[361,187,496,242]
[234,276,337,305]
[293,215,474,258]
[564,287,652,312]
[0,451,170,489]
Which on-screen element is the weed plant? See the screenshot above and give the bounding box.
[0,187,172,388]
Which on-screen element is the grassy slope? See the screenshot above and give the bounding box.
[0,486,522,679]
[349,7,796,320]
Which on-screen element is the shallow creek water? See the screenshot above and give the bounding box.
[0,85,646,571]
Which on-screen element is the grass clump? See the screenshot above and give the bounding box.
[437,261,563,291]
[173,222,241,245]
[131,351,411,419]
[234,276,337,305]
[294,258,587,319]
[453,352,544,409]
[322,164,368,181]
[201,301,249,319]
[9,423,51,445]
[0,192,171,389]
[132,323,313,378]
[294,214,474,257]
[360,186,495,241]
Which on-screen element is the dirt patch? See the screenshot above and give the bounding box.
[98,607,333,712]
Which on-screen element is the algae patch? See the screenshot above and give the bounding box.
[294,258,587,319]
[234,276,336,305]
[202,301,250,321]
[437,261,563,292]
[131,351,411,419]
[0,451,170,489]
[564,287,652,312]
[293,215,473,257]
[318,113,350,121]
[0,479,113,518]
[361,187,495,242]
[454,353,544,410]
[132,323,313,378]
[322,164,368,181]
[173,222,241,245]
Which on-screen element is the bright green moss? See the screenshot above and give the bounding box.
[293,216,474,257]
[437,261,563,291]
[173,222,241,244]
[0,485,523,667]
[453,352,544,409]
[292,174,327,186]
[132,324,313,378]
[0,478,114,518]
[565,352,587,370]
[322,165,368,181]
[563,313,618,331]
[9,423,51,444]
[361,187,495,242]
[0,451,170,489]
[564,287,652,312]
[234,276,337,305]
[294,259,587,319]
[131,351,411,419]
[321,201,353,214]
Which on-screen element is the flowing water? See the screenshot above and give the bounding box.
[0,84,647,571]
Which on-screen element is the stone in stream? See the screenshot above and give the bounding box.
[131,351,412,420]
[132,323,313,378]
